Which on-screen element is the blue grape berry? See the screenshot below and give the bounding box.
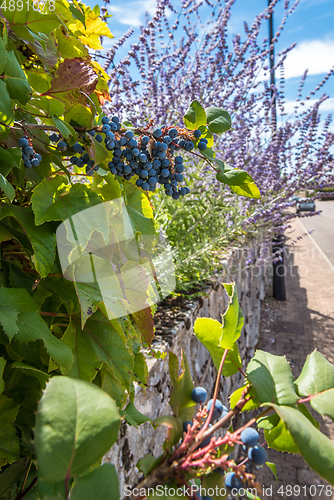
[24,146,34,156]
[240,428,259,447]
[193,129,202,139]
[153,128,162,138]
[72,143,83,153]
[168,128,178,139]
[49,133,59,142]
[125,130,134,140]
[185,141,194,151]
[18,137,29,148]
[206,399,224,420]
[219,405,230,428]
[248,446,267,466]
[102,116,109,124]
[191,387,207,404]
[198,424,212,448]
[225,472,243,491]
[24,160,32,168]
[198,141,207,151]
[102,124,111,133]
[57,141,67,151]
[183,421,193,432]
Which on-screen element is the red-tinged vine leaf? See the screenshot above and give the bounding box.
[42,59,98,96]
[131,307,154,346]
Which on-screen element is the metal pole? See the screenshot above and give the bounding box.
[268,0,286,301]
[268,0,277,132]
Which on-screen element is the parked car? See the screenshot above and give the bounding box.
[296,198,316,213]
[290,196,301,204]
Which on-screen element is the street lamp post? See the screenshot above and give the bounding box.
[268,0,286,301]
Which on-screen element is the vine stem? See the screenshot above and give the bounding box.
[198,348,229,438]
[297,393,319,404]
[12,121,89,132]
[39,311,72,317]
[17,477,37,500]
[232,406,273,438]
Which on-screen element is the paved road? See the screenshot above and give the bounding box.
[298,200,334,266]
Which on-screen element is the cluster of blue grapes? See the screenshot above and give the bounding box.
[186,387,267,494]
[106,119,207,199]
[19,136,42,168]
[49,133,68,152]
[42,115,209,199]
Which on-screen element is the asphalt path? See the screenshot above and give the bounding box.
[298,200,334,266]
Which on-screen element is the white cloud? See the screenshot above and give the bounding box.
[279,97,334,118]
[108,0,159,27]
[283,39,334,79]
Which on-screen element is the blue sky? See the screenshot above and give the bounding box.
[86,0,334,128]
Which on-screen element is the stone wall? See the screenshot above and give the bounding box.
[102,241,272,493]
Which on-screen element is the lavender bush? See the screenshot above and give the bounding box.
[98,0,334,288]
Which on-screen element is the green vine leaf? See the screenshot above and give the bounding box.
[220,282,244,349]
[0,36,7,75]
[0,458,29,498]
[0,204,57,277]
[0,395,20,469]
[183,100,207,130]
[70,463,119,500]
[0,173,15,201]
[31,176,104,226]
[295,350,334,395]
[264,418,299,453]
[15,312,73,369]
[86,133,109,165]
[266,462,278,481]
[35,376,121,483]
[0,358,6,395]
[169,350,196,421]
[202,473,229,500]
[137,454,164,477]
[216,168,261,199]
[0,80,14,125]
[153,415,183,453]
[205,106,231,134]
[266,404,334,485]
[3,51,31,104]
[247,350,299,406]
[121,401,153,428]
[61,312,133,392]
[193,294,243,378]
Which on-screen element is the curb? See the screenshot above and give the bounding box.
[297,217,334,273]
